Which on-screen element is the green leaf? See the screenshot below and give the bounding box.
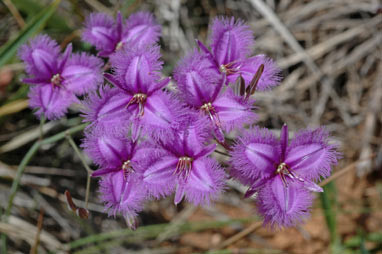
[345,232,382,248]
[320,182,337,241]
[0,0,61,67]
[320,182,343,254]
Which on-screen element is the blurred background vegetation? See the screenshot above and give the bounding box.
[0,0,381,253]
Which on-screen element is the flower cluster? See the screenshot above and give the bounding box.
[19,11,340,229]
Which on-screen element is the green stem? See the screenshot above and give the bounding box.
[66,134,93,174]
[39,114,46,140]
[66,134,93,209]
[6,141,40,216]
[1,123,87,250]
[84,174,91,210]
[5,123,88,217]
[68,218,256,250]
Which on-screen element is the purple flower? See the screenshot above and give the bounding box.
[103,44,188,140]
[197,17,281,91]
[82,130,153,177]
[174,49,222,108]
[19,35,103,120]
[83,130,156,227]
[82,11,161,57]
[99,170,146,229]
[174,50,257,142]
[230,125,340,227]
[142,120,226,205]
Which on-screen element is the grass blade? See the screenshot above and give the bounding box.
[320,182,343,254]
[68,218,256,250]
[12,0,71,31]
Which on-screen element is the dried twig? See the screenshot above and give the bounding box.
[212,221,263,249]
[30,209,44,254]
[2,0,25,28]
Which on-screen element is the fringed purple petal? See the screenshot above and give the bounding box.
[148,77,170,95]
[99,170,146,218]
[142,155,178,198]
[230,126,280,183]
[22,77,49,85]
[29,85,76,120]
[210,17,254,66]
[82,129,132,168]
[18,34,60,78]
[109,44,163,94]
[257,176,313,228]
[116,12,123,38]
[196,40,215,63]
[136,91,189,141]
[285,127,340,181]
[180,115,213,156]
[303,180,323,193]
[227,55,281,90]
[194,144,216,159]
[61,53,103,95]
[130,141,163,170]
[174,49,222,107]
[81,86,131,135]
[123,11,161,47]
[82,12,117,53]
[58,43,72,72]
[244,177,268,198]
[92,167,116,177]
[174,183,186,205]
[183,157,226,205]
[213,88,257,133]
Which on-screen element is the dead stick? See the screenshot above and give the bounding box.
[3,0,25,28]
[319,153,375,187]
[213,221,262,249]
[30,208,44,254]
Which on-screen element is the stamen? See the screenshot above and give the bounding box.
[275,162,292,188]
[219,62,239,75]
[51,74,62,88]
[201,102,225,142]
[219,65,227,74]
[115,41,124,51]
[122,160,134,180]
[201,103,222,128]
[174,156,193,179]
[276,162,305,188]
[126,93,147,116]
